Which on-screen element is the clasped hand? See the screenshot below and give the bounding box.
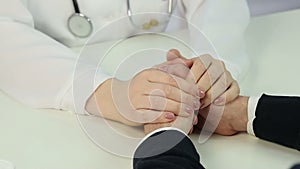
[144,49,240,134]
[110,65,201,126]
[87,49,239,134]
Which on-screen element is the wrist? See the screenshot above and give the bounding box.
[87,78,142,126]
[231,96,249,132]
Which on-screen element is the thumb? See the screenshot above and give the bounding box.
[167,49,193,67]
[167,49,187,60]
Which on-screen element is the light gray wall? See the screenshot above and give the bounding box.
[247,0,300,16]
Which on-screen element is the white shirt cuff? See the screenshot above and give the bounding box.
[61,67,111,115]
[246,94,262,136]
[139,127,188,146]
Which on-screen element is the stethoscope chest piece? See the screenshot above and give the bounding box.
[68,0,174,38]
[68,13,93,38]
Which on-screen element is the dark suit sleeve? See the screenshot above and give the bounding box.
[133,129,205,169]
[291,164,300,169]
[253,94,300,150]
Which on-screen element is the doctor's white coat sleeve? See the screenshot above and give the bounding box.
[0,0,110,114]
[181,0,250,82]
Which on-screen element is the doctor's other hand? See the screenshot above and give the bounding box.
[166,49,240,109]
[196,96,248,136]
[86,65,201,127]
[144,110,198,135]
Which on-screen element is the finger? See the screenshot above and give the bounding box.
[135,95,197,117]
[167,58,193,67]
[167,49,193,67]
[118,108,175,124]
[214,80,240,105]
[146,69,200,97]
[165,63,195,83]
[145,114,194,135]
[156,63,193,82]
[201,71,234,108]
[192,54,214,69]
[197,60,225,93]
[138,110,176,123]
[190,57,210,85]
[154,58,190,69]
[143,83,201,109]
[167,49,186,60]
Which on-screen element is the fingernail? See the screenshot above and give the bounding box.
[199,90,205,98]
[165,113,175,120]
[197,88,205,98]
[193,100,200,110]
[214,97,225,105]
[185,105,194,114]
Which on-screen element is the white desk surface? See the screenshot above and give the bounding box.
[1,9,300,169]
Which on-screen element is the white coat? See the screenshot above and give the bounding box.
[0,0,250,114]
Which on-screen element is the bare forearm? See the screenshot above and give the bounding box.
[85,78,137,126]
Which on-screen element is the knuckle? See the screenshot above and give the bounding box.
[216,61,226,72]
[237,87,240,95]
[202,54,213,63]
[225,71,233,80]
[203,54,212,59]
[221,60,226,68]
[235,81,241,94]
[195,58,207,69]
[194,58,202,65]
[167,75,177,86]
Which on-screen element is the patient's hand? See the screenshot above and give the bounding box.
[196,96,249,136]
[166,49,240,109]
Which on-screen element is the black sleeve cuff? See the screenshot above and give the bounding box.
[133,130,205,169]
[291,164,300,169]
[253,94,300,150]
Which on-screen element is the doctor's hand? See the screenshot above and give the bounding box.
[144,110,197,135]
[86,65,201,126]
[166,49,240,109]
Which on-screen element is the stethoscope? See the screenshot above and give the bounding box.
[68,0,174,38]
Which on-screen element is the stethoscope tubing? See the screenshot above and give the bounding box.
[69,0,174,38]
[72,0,81,13]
